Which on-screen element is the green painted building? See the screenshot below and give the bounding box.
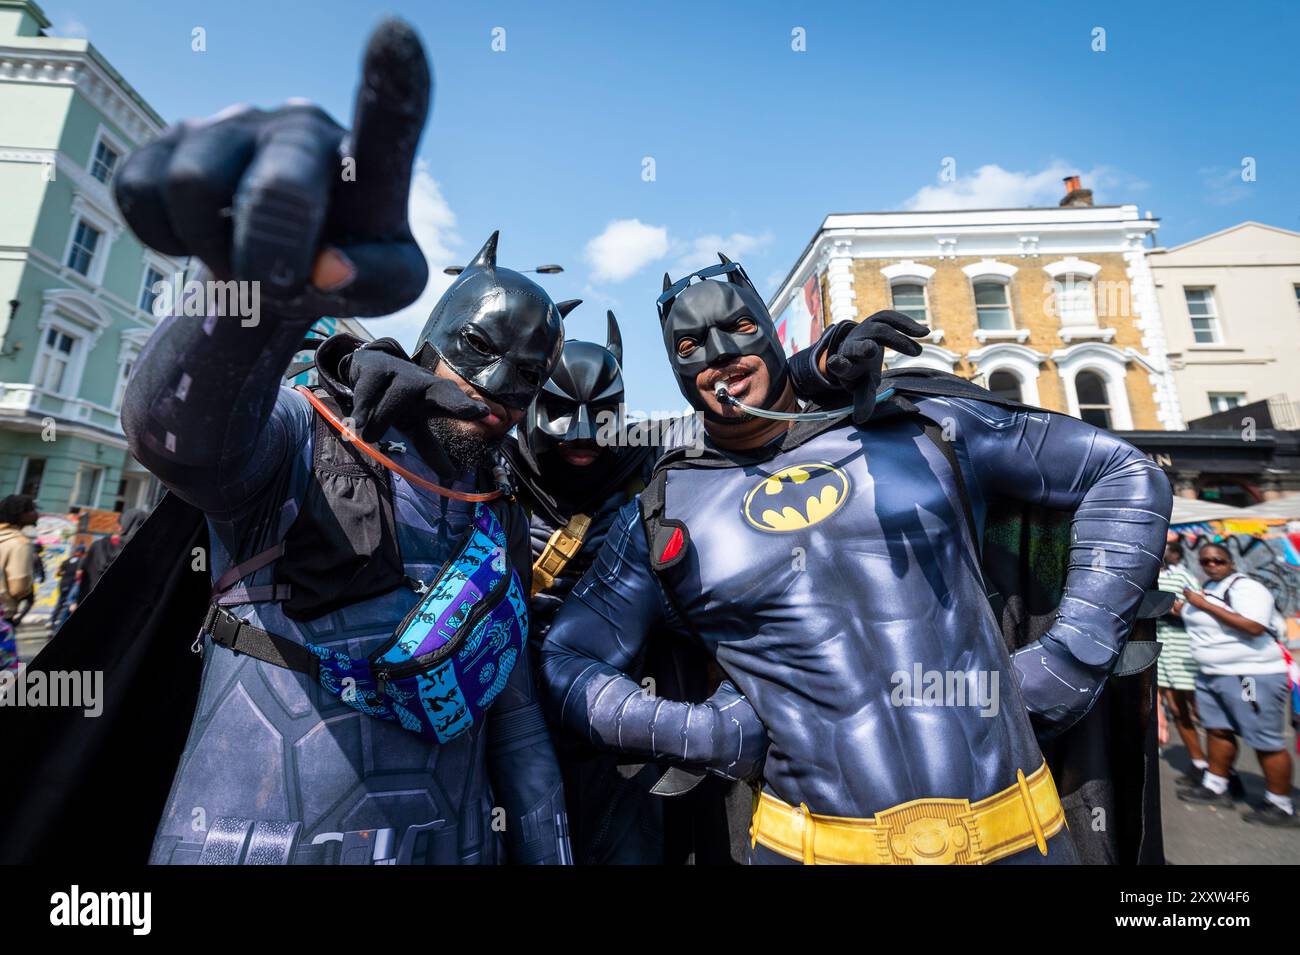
[0,0,180,514]
[0,1,369,518]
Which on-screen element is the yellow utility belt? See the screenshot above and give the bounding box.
[751,762,1065,865]
[530,513,592,597]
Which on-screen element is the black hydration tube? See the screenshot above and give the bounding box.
[714,383,895,422]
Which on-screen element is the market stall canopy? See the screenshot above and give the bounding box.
[1234,496,1300,521]
[1170,497,1244,526]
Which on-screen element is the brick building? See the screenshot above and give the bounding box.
[768,177,1181,431]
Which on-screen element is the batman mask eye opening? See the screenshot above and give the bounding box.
[676,337,700,358]
[462,328,496,356]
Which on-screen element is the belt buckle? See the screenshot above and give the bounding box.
[875,798,978,865]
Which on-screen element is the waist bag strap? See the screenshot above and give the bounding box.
[201,603,320,679]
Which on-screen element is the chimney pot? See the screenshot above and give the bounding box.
[1059,175,1093,208]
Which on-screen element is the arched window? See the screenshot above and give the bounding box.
[973,281,1013,330]
[890,282,927,325]
[987,370,1022,403]
[1075,370,1112,429]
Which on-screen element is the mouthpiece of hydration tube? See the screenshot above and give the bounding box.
[713,383,896,422]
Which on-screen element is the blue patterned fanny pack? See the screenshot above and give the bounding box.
[204,502,527,744]
[306,503,528,743]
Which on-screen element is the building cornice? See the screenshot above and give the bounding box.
[0,42,165,145]
[768,205,1159,319]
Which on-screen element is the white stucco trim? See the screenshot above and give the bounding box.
[880,260,936,284]
[1042,256,1102,280]
[962,259,1018,281]
[968,343,1046,405]
[1059,326,1116,344]
[888,343,961,372]
[974,327,1030,344]
[822,238,857,324]
[1051,341,1136,429]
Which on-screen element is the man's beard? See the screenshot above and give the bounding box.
[429,417,497,470]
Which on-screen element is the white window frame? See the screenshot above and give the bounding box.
[61,192,122,288]
[86,124,128,186]
[1052,342,1136,430]
[15,457,47,497]
[113,328,152,415]
[962,260,1028,343]
[70,463,106,510]
[972,278,1016,332]
[889,280,930,325]
[138,258,169,315]
[1184,287,1222,344]
[64,217,103,278]
[967,343,1047,406]
[1073,370,1114,429]
[1208,392,1246,413]
[34,290,112,404]
[32,320,86,397]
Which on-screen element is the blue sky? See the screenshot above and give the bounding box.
[43,0,1300,412]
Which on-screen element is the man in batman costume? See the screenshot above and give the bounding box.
[505,299,867,863]
[541,256,1173,864]
[0,21,571,865]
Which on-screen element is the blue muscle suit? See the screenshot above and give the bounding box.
[540,266,1173,865]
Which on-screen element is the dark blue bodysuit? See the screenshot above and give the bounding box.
[541,396,1171,864]
[123,279,567,865]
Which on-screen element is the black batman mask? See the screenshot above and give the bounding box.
[415,231,565,410]
[658,255,788,422]
[523,308,625,460]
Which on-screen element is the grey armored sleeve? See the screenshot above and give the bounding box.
[935,396,1172,738]
[540,502,766,780]
[121,266,319,517]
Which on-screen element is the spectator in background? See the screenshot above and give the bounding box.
[1178,542,1296,827]
[0,494,39,670]
[1157,538,1212,781]
[76,508,148,604]
[49,543,85,633]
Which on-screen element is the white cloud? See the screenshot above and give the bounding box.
[669,230,773,278]
[1199,166,1251,207]
[51,17,89,38]
[363,161,460,351]
[583,218,670,283]
[902,161,1101,211]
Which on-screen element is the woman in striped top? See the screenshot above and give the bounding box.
[1157,538,1205,771]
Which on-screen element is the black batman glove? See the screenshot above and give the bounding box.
[113,19,431,320]
[820,310,928,424]
[344,344,487,443]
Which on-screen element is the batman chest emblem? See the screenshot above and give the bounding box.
[741,461,851,532]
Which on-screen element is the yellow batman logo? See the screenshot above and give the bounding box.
[742,462,850,532]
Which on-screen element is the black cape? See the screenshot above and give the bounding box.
[0,492,209,864]
[0,371,1165,865]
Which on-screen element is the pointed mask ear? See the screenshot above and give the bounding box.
[605,310,623,366]
[717,252,732,265]
[469,231,499,270]
[556,299,582,319]
[663,272,674,292]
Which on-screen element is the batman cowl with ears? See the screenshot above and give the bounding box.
[502,265,843,866]
[502,302,703,866]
